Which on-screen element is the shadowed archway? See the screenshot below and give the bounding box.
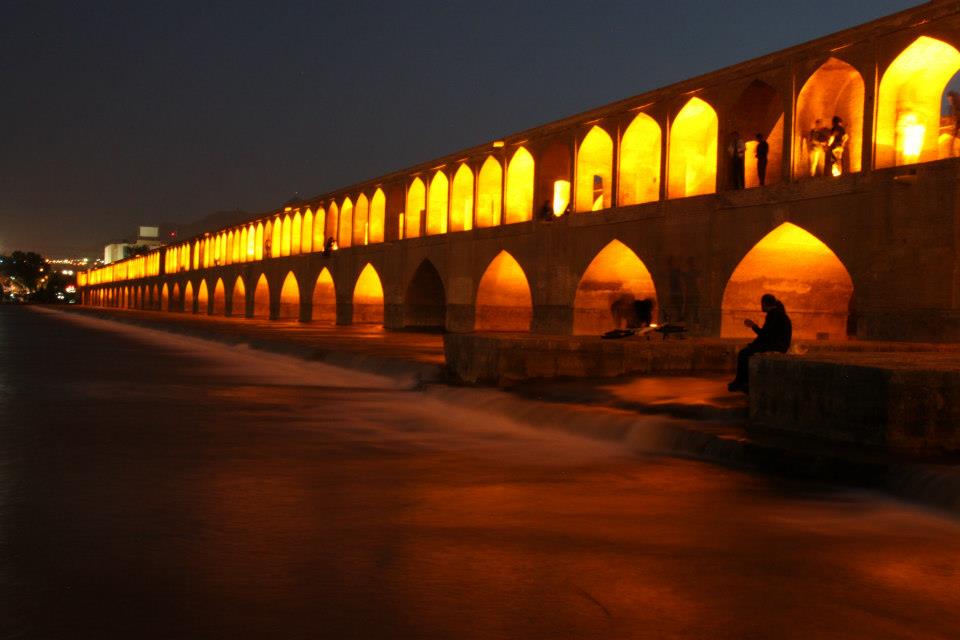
[404,260,446,329]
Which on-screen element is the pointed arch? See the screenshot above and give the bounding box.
[619,113,661,206]
[291,211,302,255]
[353,264,384,324]
[731,80,784,188]
[271,217,282,258]
[427,171,449,235]
[476,156,503,228]
[212,278,226,315]
[450,164,474,232]
[325,203,339,247]
[354,193,369,246]
[505,147,534,223]
[794,57,864,177]
[278,271,300,320]
[302,209,314,254]
[231,230,241,263]
[404,259,446,329]
[197,279,209,314]
[170,283,180,311]
[573,240,658,334]
[339,198,354,248]
[313,268,337,323]
[722,222,854,340]
[576,125,614,212]
[313,206,326,250]
[252,274,270,318]
[281,214,292,256]
[669,97,718,198]
[255,222,264,261]
[369,189,386,243]
[876,37,960,167]
[405,178,426,239]
[475,251,533,332]
[184,281,195,313]
[230,275,246,317]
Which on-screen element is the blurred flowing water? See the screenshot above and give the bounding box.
[2,306,959,640]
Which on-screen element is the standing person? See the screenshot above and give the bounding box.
[807,119,828,176]
[728,131,746,189]
[727,293,792,393]
[827,116,847,176]
[948,91,960,156]
[539,199,554,221]
[755,133,769,186]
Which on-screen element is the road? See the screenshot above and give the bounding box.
[1,306,958,639]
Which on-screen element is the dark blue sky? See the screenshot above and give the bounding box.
[1,0,920,255]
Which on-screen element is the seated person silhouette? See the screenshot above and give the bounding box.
[728,293,792,393]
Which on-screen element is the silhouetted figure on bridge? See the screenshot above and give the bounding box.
[827,116,847,176]
[755,133,769,186]
[728,293,792,394]
[323,237,336,257]
[539,200,554,221]
[807,119,830,177]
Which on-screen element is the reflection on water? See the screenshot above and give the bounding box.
[2,307,960,639]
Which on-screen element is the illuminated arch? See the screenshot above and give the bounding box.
[353,264,384,324]
[197,279,209,314]
[369,189,385,244]
[281,215,292,256]
[312,268,336,323]
[450,164,474,232]
[231,230,240,263]
[668,97,718,198]
[278,271,300,320]
[230,276,246,317]
[354,193,369,246]
[475,251,533,332]
[270,217,282,258]
[427,171,448,235]
[404,259,446,328]
[476,156,502,228]
[184,281,195,313]
[313,206,326,249]
[325,202,339,245]
[252,274,270,318]
[212,278,226,315]
[721,222,854,341]
[238,228,248,263]
[505,147,534,223]
[876,37,960,167]
[405,178,425,239]
[731,80,784,188]
[291,211,302,255]
[255,222,264,261]
[619,113,661,206]
[794,57,864,177]
[339,198,353,248]
[170,283,180,311]
[573,240,658,334]
[575,125,614,212]
[301,209,313,254]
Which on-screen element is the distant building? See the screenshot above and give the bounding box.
[103,226,166,264]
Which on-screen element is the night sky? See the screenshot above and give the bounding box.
[1,0,921,256]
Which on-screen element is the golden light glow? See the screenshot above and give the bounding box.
[291,211,302,255]
[213,278,226,315]
[353,263,384,324]
[476,156,502,228]
[302,209,313,253]
[505,147,534,224]
[354,194,369,246]
[339,197,354,248]
[573,240,657,334]
[271,218,282,258]
[369,189,385,243]
[427,171,448,235]
[160,283,169,310]
[253,274,270,318]
[575,126,613,212]
[278,271,300,320]
[450,164,474,232]
[475,251,532,332]
[281,215,292,256]
[197,279,209,313]
[313,268,336,323]
[744,115,784,188]
[876,37,960,167]
[406,178,425,239]
[183,281,194,313]
[619,113,661,205]
[247,224,256,260]
[255,223,264,261]
[326,202,339,246]
[231,276,245,316]
[668,97,718,198]
[794,57,864,178]
[232,230,241,263]
[553,180,570,216]
[313,207,326,249]
[721,222,854,340]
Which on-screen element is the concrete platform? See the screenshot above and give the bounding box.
[750,351,960,454]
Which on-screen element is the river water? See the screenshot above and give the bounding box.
[1,306,959,639]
